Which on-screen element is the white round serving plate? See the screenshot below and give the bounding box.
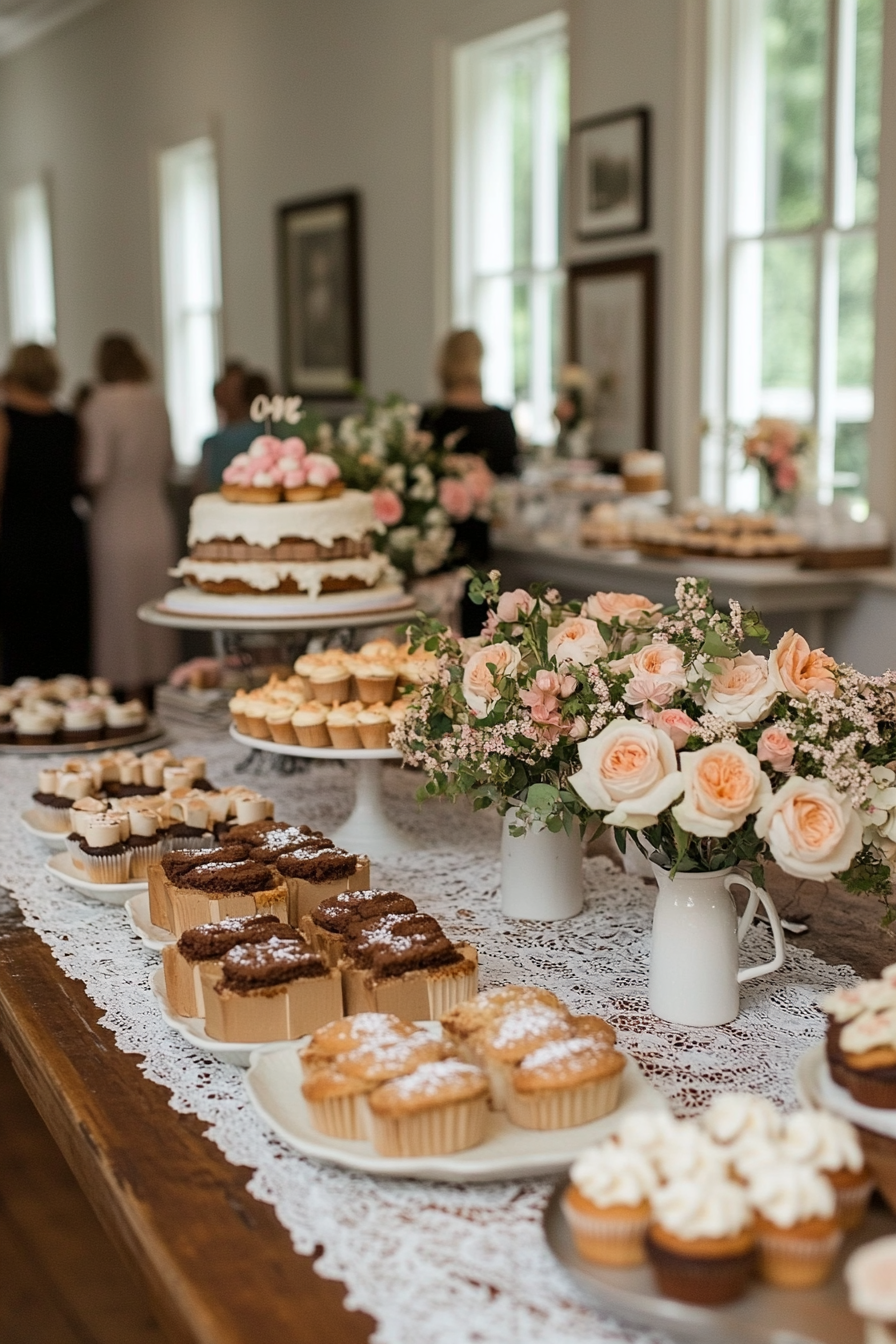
[150,965,294,1067]
[245,1039,669,1182]
[125,891,174,950]
[20,809,68,851]
[543,1179,892,1344]
[796,1042,896,1140]
[0,715,165,756]
[139,585,416,632]
[228,725,401,762]
[45,851,148,906]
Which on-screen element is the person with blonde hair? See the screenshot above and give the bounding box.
[81,332,177,694]
[420,328,517,632]
[0,343,90,679]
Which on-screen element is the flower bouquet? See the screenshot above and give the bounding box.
[310,396,495,578]
[742,417,813,509]
[397,572,896,993]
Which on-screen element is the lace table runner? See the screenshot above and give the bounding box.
[0,738,856,1344]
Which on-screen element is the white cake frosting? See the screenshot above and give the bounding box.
[187,490,377,549]
[700,1092,782,1146]
[170,553,390,599]
[747,1160,836,1227]
[651,1120,729,1183]
[651,1176,751,1240]
[570,1142,657,1208]
[779,1110,864,1173]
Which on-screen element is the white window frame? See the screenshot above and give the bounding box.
[6,180,56,346]
[452,12,568,446]
[702,0,881,511]
[158,136,223,467]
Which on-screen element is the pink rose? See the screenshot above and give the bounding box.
[646,707,699,750]
[372,488,404,526]
[585,591,662,626]
[757,726,795,773]
[481,609,499,637]
[438,476,473,521]
[496,589,536,623]
[532,669,577,699]
[769,630,837,700]
[622,641,687,709]
[528,699,561,726]
[567,715,588,741]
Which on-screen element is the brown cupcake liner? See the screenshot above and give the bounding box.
[246,716,273,740]
[646,1233,754,1306]
[355,675,397,705]
[562,1191,650,1266]
[310,676,352,705]
[327,724,363,749]
[829,1171,874,1231]
[295,723,331,748]
[858,1128,896,1217]
[269,720,298,745]
[841,1062,896,1110]
[369,1095,488,1157]
[757,1225,842,1289]
[506,1071,623,1131]
[231,712,251,734]
[357,722,390,749]
[305,1092,367,1141]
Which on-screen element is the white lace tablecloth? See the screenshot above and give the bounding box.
[0,737,856,1344]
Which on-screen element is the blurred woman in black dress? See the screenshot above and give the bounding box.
[0,344,90,680]
[419,330,518,633]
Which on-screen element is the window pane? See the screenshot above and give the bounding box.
[854,0,883,223]
[513,280,530,400]
[834,420,868,505]
[511,58,533,269]
[762,236,816,394]
[763,0,827,229]
[838,231,876,386]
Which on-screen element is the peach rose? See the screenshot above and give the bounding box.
[673,742,772,838]
[622,641,687,709]
[547,617,607,668]
[438,476,473,521]
[461,641,522,717]
[496,589,536,623]
[756,726,795,773]
[754,775,863,880]
[768,630,837,700]
[371,487,404,526]
[569,719,684,829]
[702,652,777,725]
[585,591,662,626]
[644,707,699,750]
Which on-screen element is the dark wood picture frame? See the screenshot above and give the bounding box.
[570,106,650,241]
[277,190,363,398]
[567,252,658,456]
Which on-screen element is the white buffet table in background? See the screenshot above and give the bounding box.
[493,535,896,673]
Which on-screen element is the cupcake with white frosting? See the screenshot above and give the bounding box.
[700,1091,782,1149]
[78,811,132,883]
[309,662,352,705]
[646,1175,756,1305]
[563,1140,657,1265]
[356,704,391,749]
[67,796,110,866]
[748,1159,841,1288]
[845,1235,896,1344]
[104,698,147,738]
[125,803,163,878]
[61,697,106,743]
[780,1109,873,1231]
[292,702,330,748]
[13,699,62,744]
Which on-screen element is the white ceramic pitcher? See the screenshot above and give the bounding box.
[499,808,583,920]
[648,863,786,1026]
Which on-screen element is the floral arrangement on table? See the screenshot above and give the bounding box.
[394,572,896,919]
[742,417,813,507]
[307,396,495,578]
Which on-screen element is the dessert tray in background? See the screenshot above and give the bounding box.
[0,715,165,756]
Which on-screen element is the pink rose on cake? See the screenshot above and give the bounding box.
[462,642,522,717]
[673,743,772,838]
[754,776,863,880]
[569,719,684,828]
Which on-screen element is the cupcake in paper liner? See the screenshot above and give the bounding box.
[646,1176,756,1305]
[779,1109,873,1231]
[506,1036,626,1130]
[78,811,132,883]
[302,1070,371,1141]
[425,951,479,1020]
[367,1060,489,1157]
[126,803,164,879]
[563,1140,658,1266]
[748,1159,842,1288]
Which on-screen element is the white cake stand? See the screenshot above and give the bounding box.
[138,592,416,634]
[229,725,414,860]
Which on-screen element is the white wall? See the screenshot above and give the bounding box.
[0,0,694,453]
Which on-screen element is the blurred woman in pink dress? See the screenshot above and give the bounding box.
[81,333,177,694]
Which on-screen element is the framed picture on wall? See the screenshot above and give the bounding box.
[568,252,658,459]
[277,191,363,397]
[570,106,650,240]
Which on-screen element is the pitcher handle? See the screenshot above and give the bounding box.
[724,874,787,985]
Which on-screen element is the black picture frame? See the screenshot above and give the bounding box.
[570,106,650,241]
[567,252,659,457]
[277,190,363,398]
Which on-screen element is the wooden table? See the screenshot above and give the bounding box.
[0,870,892,1344]
[0,887,373,1344]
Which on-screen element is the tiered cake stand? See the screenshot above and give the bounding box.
[228,726,413,860]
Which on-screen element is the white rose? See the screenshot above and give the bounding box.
[547,616,607,669]
[702,652,778,725]
[672,742,772,838]
[569,719,684,829]
[754,775,863,880]
[461,641,522,717]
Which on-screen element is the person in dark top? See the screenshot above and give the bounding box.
[419,330,518,633]
[0,343,90,680]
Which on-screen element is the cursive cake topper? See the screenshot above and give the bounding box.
[250,394,303,428]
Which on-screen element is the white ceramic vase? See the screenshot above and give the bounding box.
[499,808,583,920]
[648,863,787,1026]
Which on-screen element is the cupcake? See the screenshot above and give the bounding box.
[61,698,106,743]
[646,1177,756,1305]
[700,1091,782,1149]
[309,663,352,705]
[300,1015,427,1141]
[326,701,362,749]
[266,703,298,745]
[162,912,297,1018]
[292,702,331,748]
[779,1109,873,1231]
[301,1069,372,1141]
[300,1012,417,1076]
[352,661,398,705]
[125,803,164,879]
[472,1002,573,1108]
[367,1059,489,1157]
[651,1119,730,1185]
[67,796,110,865]
[243,698,273,740]
[31,769,77,831]
[356,705,391,749]
[748,1160,842,1289]
[300,888,416,966]
[845,1235,896,1342]
[78,812,132,883]
[340,911,478,1022]
[275,845,370,921]
[13,700,62,744]
[506,1036,626,1130]
[292,653,324,697]
[105,699,147,738]
[358,639,398,662]
[837,1004,896,1110]
[563,1140,657,1266]
[228,691,252,735]
[440,985,565,1063]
